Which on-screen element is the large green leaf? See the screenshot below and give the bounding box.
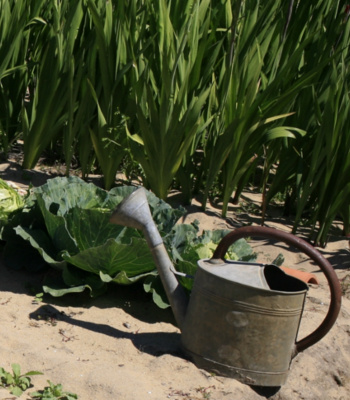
[35,196,78,255]
[33,176,110,214]
[62,237,155,278]
[13,226,66,269]
[65,208,133,250]
[43,265,107,297]
[143,275,171,309]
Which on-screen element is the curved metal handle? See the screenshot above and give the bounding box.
[212,225,342,354]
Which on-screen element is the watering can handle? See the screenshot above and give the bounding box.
[212,225,342,355]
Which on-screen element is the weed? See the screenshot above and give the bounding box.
[0,363,43,397]
[0,364,78,399]
[30,380,78,399]
[237,200,261,216]
[33,292,44,304]
[195,385,215,399]
[340,274,350,300]
[26,284,45,304]
[271,253,285,267]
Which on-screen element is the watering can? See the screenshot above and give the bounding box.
[110,188,341,387]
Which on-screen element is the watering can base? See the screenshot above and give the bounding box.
[183,347,288,387]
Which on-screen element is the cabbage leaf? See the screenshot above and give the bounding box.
[0,179,24,224]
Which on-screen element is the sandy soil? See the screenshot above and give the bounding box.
[0,159,349,400]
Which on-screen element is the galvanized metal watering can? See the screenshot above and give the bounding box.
[110,188,341,387]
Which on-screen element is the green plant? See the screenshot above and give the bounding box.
[1,177,255,308]
[127,0,222,199]
[21,0,87,171]
[264,1,350,245]
[196,385,215,399]
[0,0,45,155]
[33,292,44,304]
[340,274,350,300]
[201,0,333,216]
[30,380,78,400]
[83,0,139,189]
[0,363,42,397]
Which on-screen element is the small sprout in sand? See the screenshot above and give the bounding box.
[0,363,43,397]
[33,292,44,304]
[30,380,78,399]
[195,385,215,399]
[340,274,350,299]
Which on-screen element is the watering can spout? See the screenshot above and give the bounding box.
[109,188,189,329]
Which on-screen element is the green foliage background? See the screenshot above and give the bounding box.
[0,0,349,245]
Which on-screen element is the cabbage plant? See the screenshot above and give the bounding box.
[1,177,255,308]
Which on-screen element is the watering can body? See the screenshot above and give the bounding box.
[110,188,342,387]
[181,260,308,386]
